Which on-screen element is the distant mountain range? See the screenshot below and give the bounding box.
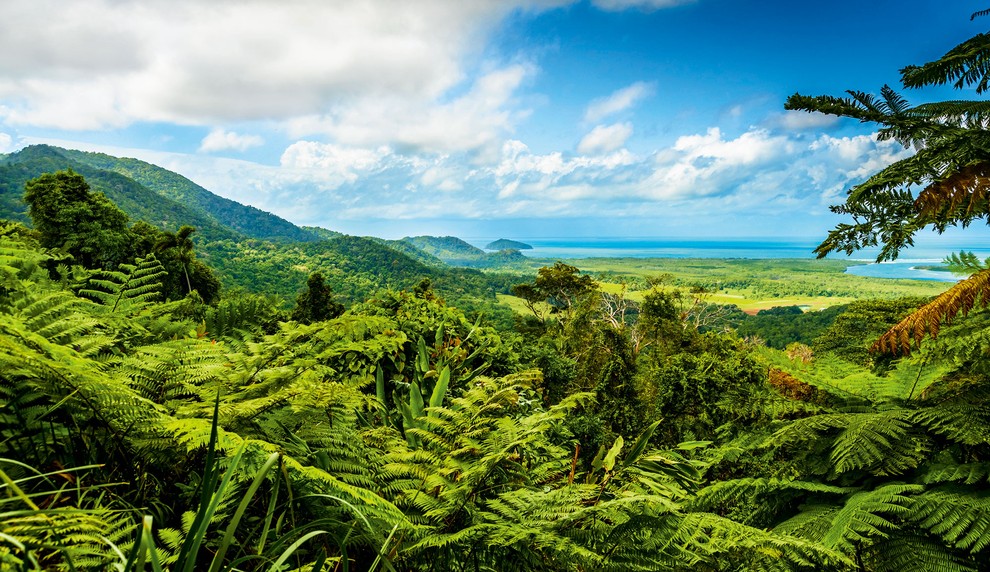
[485,238,532,250]
[402,235,527,267]
[0,145,525,309]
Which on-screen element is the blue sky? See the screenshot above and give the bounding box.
[0,0,985,242]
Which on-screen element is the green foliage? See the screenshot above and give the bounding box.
[5,143,990,570]
[290,272,344,324]
[786,13,990,261]
[812,297,929,368]
[24,169,133,268]
[512,261,597,325]
[735,305,846,349]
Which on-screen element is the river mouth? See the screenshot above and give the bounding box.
[844,261,961,282]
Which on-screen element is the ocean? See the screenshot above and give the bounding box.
[464,236,990,282]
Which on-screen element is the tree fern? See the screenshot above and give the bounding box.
[874,269,990,354]
[0,460,130,571]
[867,533,977,572]
[909,487,990,552]
[901,29,990,93]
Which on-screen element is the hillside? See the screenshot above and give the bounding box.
[485,238,532,250]
[403,235,485,258]
[35,146,320,242]
[0,146,517,315]
[0,145,244,241]
[402,235,528,268]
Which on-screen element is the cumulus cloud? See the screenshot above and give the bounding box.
[0,132,12,153]
[161,123,911,229]
[584,82,655,122]
[286,64,534,156]
[810,133,912,181]
[767,110,840,130]
[578,122,633,154]
[281,141,394,183]
[199,128,264,153]
[24,116,913,237]
[0,0,544,130]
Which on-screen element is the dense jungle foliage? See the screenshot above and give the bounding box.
[5,14,990,571]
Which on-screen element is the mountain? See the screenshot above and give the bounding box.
[301,225,343,240]
[0,145,243,241]
[28,145,319,242]
[401,235,527,268]
[485,238,532,250]
[403,236,486,258]
[0,145,518,317]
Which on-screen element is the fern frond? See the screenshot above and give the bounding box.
[910,487,990,552]
[691,477,854,514]
[922,462,990,485]
[79,255,167,312]
[867,533,977,572]
[874,268,990,354]
[914,161,990,225]
[901,32,990,93]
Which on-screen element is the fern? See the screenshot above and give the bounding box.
[875,269,990,354]
[78,255,166,311]
[867,533,977,572]
[0,460,130,571]
[910,487,990,552]
[769,409,931,477]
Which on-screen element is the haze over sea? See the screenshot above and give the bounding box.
[465,235,990,283]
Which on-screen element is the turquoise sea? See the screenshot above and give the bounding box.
[466,236,990,282]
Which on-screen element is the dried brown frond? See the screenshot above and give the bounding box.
[914,161,990,221]
[873,268,990,354]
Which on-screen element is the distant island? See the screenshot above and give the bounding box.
[485,238,533,250]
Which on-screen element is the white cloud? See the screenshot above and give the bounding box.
[592,0,696,12]
[281,142,392,172]
[584,82,655,122]
[578,122,633,154]
[671,127,790,165]
[0,0,545,130]
[198,128,264,153]
[810,133,911,181]
[0,132,12,153]
[23,117,913,237]
[284,64,533,157]
[166,124,911,226]
[769,110,840,130]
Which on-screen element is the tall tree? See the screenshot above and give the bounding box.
[291,272,344,324]
[23,170,133,268]
[154,225,197,294]
[512,262,596,326]
[786,9,990,352]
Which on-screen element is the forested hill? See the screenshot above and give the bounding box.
[403,235,486,258]
[0,145,319,243]
[402,235,528,267]
[56,147,319,242]
[0,146,520,312]
[0,145,242,242]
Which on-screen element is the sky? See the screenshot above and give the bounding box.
[0,0,986,241]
